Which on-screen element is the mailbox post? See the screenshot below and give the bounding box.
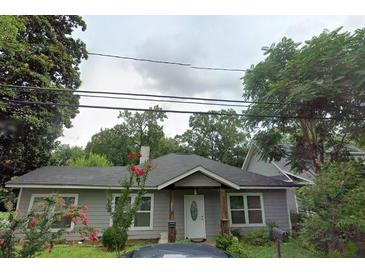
[168,220,176,243]
[272,227,289,258]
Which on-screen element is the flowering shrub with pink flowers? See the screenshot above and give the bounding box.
[105,153,151,254]
[0,188,98,258]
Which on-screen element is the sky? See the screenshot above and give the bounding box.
[59,15,365,147]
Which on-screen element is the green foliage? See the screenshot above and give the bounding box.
[297,161,365,255]
[70,153,113,167]
[101,227,128,251]
[118,105,167,158]
[50,144,85,166]
[85,106,180,166]
[0,15,87,187]
[106,159,151,255]
[230,229,241,240]
[85,125,132,166]
[266,220,278,240]
[226,241,249,258]
[175,109,249,167]
[241,229,272,246]
[215,234,237,251]
[243,27,365,172]
[0,189,92,257]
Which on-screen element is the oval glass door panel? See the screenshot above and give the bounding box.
[190,201,198,221]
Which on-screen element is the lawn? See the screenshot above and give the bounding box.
[245,240,321,258]
[36,240,157,258]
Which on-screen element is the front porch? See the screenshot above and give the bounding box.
[161,170,235,242]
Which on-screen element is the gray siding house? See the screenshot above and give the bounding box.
[242,143,365,213]
[6,152,296,241]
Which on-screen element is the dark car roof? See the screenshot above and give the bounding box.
[6,153,297,188]
[123,243,230,258]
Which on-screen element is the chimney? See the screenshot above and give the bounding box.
[139,146,150,165]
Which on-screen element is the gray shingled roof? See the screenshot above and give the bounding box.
[6,153,296,188]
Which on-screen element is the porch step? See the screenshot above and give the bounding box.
[158,232,168,244]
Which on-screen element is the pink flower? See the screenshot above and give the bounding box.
[71,218,78,225]
[128,153,142,159]
[89,229,99,241]
[0,239,5,246]
[70,204,77,209]
[82,217,89,225]
[29,218,37,227]
[133,167,145,177]
[130,163,137,172]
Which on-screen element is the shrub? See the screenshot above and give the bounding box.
[298,162,365,255]
[241,229,271,246]
[215,234,237,251]
[102,227,128,251]
[230,229,241,240]
[266,220,278,241]
[0,189,92,258]
[226,242,248,258]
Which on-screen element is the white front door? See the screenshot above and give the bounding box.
[184,195,206,239]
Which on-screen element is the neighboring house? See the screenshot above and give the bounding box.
[6,148,297,241]
[242,143,365,214]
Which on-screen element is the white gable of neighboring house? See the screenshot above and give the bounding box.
[242,142,365,215]
[242,144,302,214]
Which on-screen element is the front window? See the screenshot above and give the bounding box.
[228,193,264,226]
[112,194,153,230]
[29,194,78,230]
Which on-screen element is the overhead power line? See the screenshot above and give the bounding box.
[0,84,281,105]
[88,52,247,72]
[78,94,250,108]
[2,98,364,121]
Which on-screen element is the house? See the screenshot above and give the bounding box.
[242,143,365,214]
[6,147,297,241]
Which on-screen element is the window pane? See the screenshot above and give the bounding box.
[247,196,261,209]
[52,216,72,229]
[140,197,151,211]
[248,210,263,224]
[134,212,150,227]
[55,197,75,211]
[114,196,131,210]
[229,196,244,209]
[31,197,47,212]
[231,210,245,224]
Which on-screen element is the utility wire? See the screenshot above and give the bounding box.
[87,52,246,72]
[0,84,282,105]
[2,98,364,121]
[78,94,250,108]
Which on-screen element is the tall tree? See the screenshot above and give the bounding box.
[0,16,87,186]
[85,125,132,166]
[50,144,85,166]
[118,105,167,153]
[69,153,113,167]
[85,106,180,165]
[175,109,249,167]
[242,28,365,172]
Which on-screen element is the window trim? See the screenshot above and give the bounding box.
[227,192,266,227]
[111,193,154,231]
[27,193,79,232]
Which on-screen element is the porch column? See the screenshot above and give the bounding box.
[219,187,230,235]
[168,189,176,243]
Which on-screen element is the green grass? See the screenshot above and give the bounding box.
[245,240,321,258]
[37,244,116,258]
[36,239,157,258]
[0,211,10,221]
